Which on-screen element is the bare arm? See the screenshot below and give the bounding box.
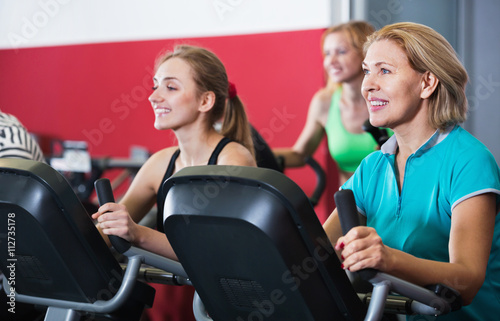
[118,151,169,222]
[217,141,257,167]
[94,201,179,260]
[323,208,344,254]
[274,89,331,168]
[328,193,496,305]
[92,148,179,259]
[92,144,255,260]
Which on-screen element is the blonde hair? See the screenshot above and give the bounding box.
[364,22,468,130]
[156,45,254,156]
[321,21,375,91]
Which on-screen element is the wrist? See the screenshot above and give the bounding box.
[131,223,147,247]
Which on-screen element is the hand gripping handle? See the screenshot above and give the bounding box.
[94,178,132,254]
[334,189,377,280]
[335,189,361,235]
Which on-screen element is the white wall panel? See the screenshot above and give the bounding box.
[0,0,333,49]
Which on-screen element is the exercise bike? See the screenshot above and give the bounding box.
[0,159,461,321]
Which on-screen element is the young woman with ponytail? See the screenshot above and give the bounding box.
[92,44,256,259]
[91,45,256,321]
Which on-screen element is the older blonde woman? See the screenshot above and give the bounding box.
[324,22,500,320]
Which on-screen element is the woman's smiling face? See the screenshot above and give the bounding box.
[361,39,426,130]
[323,31,364,84]
[149,57,202,131]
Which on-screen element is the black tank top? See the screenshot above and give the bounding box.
[156,137,232,232]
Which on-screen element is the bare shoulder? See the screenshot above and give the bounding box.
[134,146,179,186]
[314,87,335,103]
[218,142,257,167]
[310,87,334,116]
[145,146,178,168]
[119,145,179,208]
[305,87,334,128]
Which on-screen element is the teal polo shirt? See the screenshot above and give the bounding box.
[342,125,500,320]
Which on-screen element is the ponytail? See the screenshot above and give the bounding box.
[222,95,255,158]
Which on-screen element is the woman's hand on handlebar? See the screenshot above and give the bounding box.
[335,226,395,273]
[92,203,140,243]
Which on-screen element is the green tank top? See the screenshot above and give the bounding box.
[324,89,378,173]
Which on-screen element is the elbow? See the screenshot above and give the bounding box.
[460,275,486,306]
[461,289,481,306]
[282,151,307,168]
[462,293,477,307]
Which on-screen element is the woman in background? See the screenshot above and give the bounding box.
[274,21,382,186]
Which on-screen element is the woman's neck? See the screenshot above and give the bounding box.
[175,126,222,167]
[394,123,436,158]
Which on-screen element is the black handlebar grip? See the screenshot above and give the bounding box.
[334,189,378,280]
[362,119,389,147]
[94,178,132,254]
[305,156,326,207]
[334,189,361,235]
[95,177,116,204]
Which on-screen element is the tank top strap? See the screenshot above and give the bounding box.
[164,149,180,178]
[156,148,180,233]
[157,138,231,231]
[207,137,232,165]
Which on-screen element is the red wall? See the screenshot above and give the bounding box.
[0,28,338,221]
